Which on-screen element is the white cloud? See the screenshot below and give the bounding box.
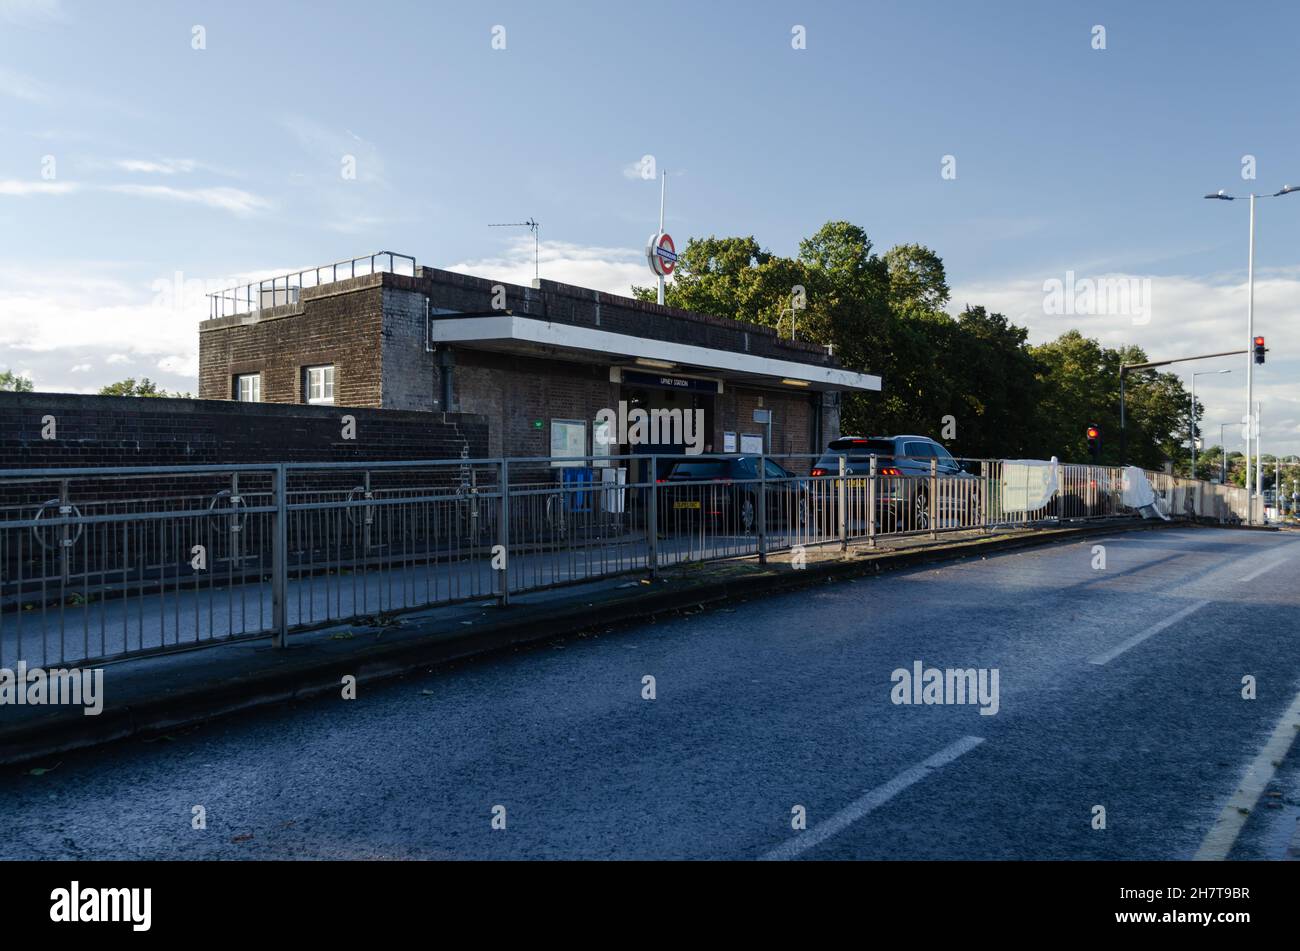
[445,238,652,298]
[0,179,77,196]
[2,179,267,215]
[105,184,270,216]
[949,268,1300,455]
[622,157,656,181]
[115,158,199,175]
[0,264,252,392]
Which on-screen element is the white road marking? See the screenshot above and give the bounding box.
[760,736,984,861]
[1087,600,1209,666]
[1195,687,1300,860]
[1238,559,1288,583]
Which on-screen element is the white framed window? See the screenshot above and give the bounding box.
[305,365,335,404]
[235,373,261,403]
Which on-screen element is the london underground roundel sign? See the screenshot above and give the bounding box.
[646,231,677,277]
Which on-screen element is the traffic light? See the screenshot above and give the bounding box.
[1086,424,1101,463]
[1254,336,1266,364]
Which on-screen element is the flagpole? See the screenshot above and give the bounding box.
[658,171,666,305]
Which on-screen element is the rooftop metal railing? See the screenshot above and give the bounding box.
[0,454,1250,670]
[205,251,417,319]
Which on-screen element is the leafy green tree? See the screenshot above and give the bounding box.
[0,369,34,392]
[633,220,1194,469]
[1027,333,1192,469]
[98,377,191,398]
[937,306,1042,458]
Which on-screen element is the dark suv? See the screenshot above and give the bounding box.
[811,435,977,531]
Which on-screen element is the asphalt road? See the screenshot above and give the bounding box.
[3,525,1299,860]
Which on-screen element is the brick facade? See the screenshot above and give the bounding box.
[196,264,855,466]
[199,278,385,408]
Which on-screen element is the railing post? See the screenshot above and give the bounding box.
[497,458,510,606]
[57,478,72,586]
[271,464,288,648]
[982,461,992,534]
[837,454,847,552]
[867,455,877,549]
[757,453,767,564]
[1054,465,1063,522]
[647,456,658,579]
[929,457,938,539]
[362,470,373,552]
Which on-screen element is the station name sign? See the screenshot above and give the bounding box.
[622,369,720,393]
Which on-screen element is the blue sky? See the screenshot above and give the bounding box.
[2,0,1299,454]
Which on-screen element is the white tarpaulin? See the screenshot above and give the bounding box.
[1000,458,1059,512]
[1122,466,1168,520]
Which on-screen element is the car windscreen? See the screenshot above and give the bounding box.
[826,438,895,459]
[665,461,735,480]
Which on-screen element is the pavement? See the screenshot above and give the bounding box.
[2,522,1298,860]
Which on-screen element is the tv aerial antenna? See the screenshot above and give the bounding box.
[488,218,540,283]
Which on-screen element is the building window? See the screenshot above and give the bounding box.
[305,365,335,404]
[235,373,261,402]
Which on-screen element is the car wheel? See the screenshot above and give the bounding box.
[740,495,756,534]
[914,484,930,530]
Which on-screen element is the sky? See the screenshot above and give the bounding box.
[2,0,1299,455]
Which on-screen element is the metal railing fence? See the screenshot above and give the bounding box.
[206,252,417,319]
[0,453,1249,669]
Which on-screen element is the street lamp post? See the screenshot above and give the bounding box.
[1219,422,1229,484]
[1204,184,1299,526]
[1190,369,1231,479]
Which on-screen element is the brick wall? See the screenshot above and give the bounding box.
[195,265,856,466]
[0,392,488,469]
[198,278,384,406]
[451,350,618,459]
[720,386,818,471]
[381,286,435,411]
[198,267,852,404]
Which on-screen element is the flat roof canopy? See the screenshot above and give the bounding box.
[428,314,881,392]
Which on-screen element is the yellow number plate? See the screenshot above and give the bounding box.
[674,500,701,510]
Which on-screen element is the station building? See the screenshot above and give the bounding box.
[196,253,881,472]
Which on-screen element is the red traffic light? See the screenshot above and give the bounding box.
[1254,336,1265,346]
[1086,426,1100,439]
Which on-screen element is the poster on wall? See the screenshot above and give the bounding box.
[550,419,587,468]
[740,433,764,454]
[723,432,737,453]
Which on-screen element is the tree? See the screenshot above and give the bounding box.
[0,369,34,392]
[938,306,1042,458]
[98,377,191,398]
[632,219,1194,469]
[1028,333,1192,469]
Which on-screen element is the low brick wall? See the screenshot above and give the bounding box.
[0,392,488,470]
